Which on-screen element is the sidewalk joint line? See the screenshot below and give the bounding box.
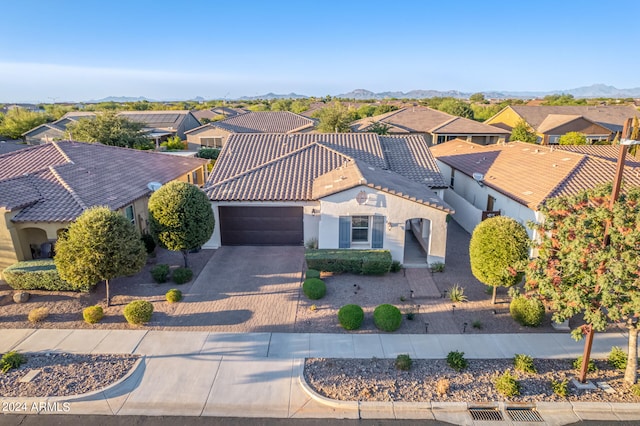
[199,354,223,416]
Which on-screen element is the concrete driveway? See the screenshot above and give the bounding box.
[167,246,305,332]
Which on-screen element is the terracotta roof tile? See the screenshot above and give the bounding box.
[431,140,640,208]
[510,105,638,133]
[380,136,447,187]
[0,141,207,222]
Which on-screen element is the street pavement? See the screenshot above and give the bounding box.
[1,328,639,425]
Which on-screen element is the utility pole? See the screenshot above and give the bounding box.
[578,117,635,383]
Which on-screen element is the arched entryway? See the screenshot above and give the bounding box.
[403,218,431,267]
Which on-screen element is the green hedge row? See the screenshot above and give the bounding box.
[2,259,91,292]
[305,249,392,275]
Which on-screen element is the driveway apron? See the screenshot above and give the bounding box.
[167,246,305,332]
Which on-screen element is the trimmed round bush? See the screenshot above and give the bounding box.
[302,278,326,300]
[83,305,104,324]
[172,267,193,284]
[305,269,320,279]
[166,289,183,303]
[123,300,154,325]
[510,296,545,327]
[151,264,170,283]
[373,304,402,332]
[338,304,364,330]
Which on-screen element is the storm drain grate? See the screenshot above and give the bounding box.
[469,408,504,421]
[506,408,544,422]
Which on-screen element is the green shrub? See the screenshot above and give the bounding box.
[166,289,182,303]
[551,378,569,397]
[472,320,483,329]
[449,284,468,302]
[172,267,193,284]
[631,384,640,397]
[395,354,412,371]
[373,304,402,332]
[494,370,520,397]
[390,260,402,273]
[141,233,156,254]
[0,351,26,373]
[338,304,364,330]
[573,356,597,372]
[28,307,49,323]
[446,350,468,371]
[83,305,104,324]
[196,148,220,160]
[151,264,170,283]
[123,300,154,325]
[430,262,445,272]
[304,238,318,249]
[305,249,392,275]
[303,278,326,300]
[510,296,545,327]
[3,259,90,292]
[608,346,627,370]
[513,354,536,374]
[305,269,320,279]
[163,136,185,150]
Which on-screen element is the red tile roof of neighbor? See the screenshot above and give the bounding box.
[0,141,207,222]
[208,111,316,133]
[350,106,509,135]
[205,133,451,211]
[430,140,640,209]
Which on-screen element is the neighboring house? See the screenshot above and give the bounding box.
[202,133,453,265]
[22,111,201,146]
[0,141,30,155]
[0,104,45,114]
[191,107,247,123]
[22,112,96,144]
[350,106,510,146]
[185,111,316,150]
[430,139,640,236]
[0,141,208,276]
[485,105,639,144]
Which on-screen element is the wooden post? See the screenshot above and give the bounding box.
[578,324,594,383]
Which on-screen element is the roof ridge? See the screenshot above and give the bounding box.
[429,116,459,132]
[51,141,74,164]
[539,155,590,206]
[48,165,88,210]
[207,140,350,190]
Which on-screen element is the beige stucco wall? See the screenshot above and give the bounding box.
[317,186,449,264]
[186,127,233,150]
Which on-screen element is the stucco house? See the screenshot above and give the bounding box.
[0,141,208,276]
[430,140,640,236]
[22,111,201,146]
[191,107,248,123]
[202,133,453,265]
[485,105,639,145]
[185,111,316,150]
[350,106,510,146]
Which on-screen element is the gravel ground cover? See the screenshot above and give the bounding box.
[0,353,139,397]
[304,357,640,403]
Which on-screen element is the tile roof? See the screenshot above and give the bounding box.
[205,133,449,211]
[350,106,508,134]
[536,114,584,133]
[312,160,451,212]
[118,111,191,129]
[0,141,207,222]
[509,105,639,133]
[0,141,30,155]
[431,140,640,209]
[556,145,640,167]
[210,111,315,133]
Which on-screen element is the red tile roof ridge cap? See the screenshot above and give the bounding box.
[51,140,74,164]
[537,155,590,208]
[47,165,88,210]
[428,116,459,133]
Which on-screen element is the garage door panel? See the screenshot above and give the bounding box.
[219,206,303,246]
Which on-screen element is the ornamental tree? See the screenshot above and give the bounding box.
[148,181,214,267]
[526,185,640,385]
[66,111,153,149]
[510,119,537,143]
[469,216,530,304]
[558,131,587,145]
[55,206,147,306]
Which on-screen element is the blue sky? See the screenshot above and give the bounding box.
[1,0,639,102]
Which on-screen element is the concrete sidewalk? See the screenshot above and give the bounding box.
[1,328,638,425]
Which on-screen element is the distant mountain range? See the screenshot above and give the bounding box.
[67,84,640,104]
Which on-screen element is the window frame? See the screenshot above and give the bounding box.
[351,215,370,244]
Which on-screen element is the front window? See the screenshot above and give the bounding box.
[351,216,369,243]
[125,205,135,224]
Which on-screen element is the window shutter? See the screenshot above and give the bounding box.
[372,215,384,248]
[339,216,351,248]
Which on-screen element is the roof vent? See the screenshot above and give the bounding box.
[147,182,162,192]
[473,172,484,182]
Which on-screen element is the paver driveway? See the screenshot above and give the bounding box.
[166,246,305,332]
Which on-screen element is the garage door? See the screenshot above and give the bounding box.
[219,206,304,246]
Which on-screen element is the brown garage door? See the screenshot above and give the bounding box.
[219,206,304,246]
